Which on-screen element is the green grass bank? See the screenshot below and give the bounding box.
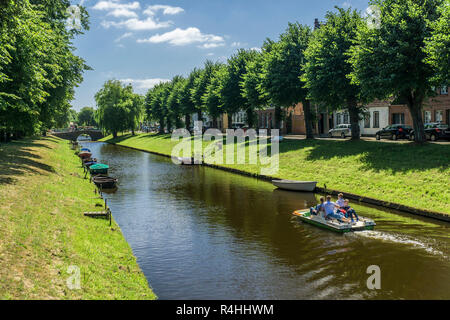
[0,136,156,299]
[100,132,450,215]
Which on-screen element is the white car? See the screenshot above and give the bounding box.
[328,124,353,138]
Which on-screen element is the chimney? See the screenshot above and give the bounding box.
[314,18,320,30]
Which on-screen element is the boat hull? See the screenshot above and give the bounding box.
[272,180,317,192]
[292,210,376,233]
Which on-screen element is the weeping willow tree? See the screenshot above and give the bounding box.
[95,80,143,138]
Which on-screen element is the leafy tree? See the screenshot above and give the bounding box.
[166,75,185,129]
[425,1,449,84]
[304,8,363,139]
[0,0,89,141]
[203,63,226,128]
[219,49,258,128]
[77,107,97,126]
[179,69,200,130]
[146,82,169,134]
[95,80,139,138]
[241,48,270,128]
[261,23,314,137]
[350,0,444,142]
[190,61,218,124]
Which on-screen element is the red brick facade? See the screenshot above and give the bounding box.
[389,88,450,125]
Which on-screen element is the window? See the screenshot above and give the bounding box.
[436,110,443,122]
[364,112,371,128]
[424,111,432,123]
[392,113,405,124]
[336,113,341,125]
[440,86,448,95]
[343,112,349,124]
[373,111,380,128]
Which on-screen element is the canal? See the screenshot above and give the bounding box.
[83,142,450,299]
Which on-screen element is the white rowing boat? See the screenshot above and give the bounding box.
[272,180,317,192]
[292,210,376,233]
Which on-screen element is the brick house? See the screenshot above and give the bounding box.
[389,86,450,126]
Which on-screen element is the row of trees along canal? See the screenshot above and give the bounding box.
[0,1,91,142]
[94,0,449,143]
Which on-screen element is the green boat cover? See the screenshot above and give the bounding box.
[90,163,109,170]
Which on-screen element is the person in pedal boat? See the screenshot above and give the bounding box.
[310,196,325,216]
[341,199,359,223]
[323,195,351,223]
[336,193,345,207]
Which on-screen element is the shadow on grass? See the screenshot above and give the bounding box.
[280,139,450,173]
[0,139,56,186]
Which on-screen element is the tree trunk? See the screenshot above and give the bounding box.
[113,131,118,139]
[274,106,282,130]
[227,113,233,129]
[246,108,254,128]
[197,110,202,123]
[166,118,172,133]
[185,114,191,131]
[212,117,218,128]
[407,92,426,143]
[303,100,314,139]
[347,98,361,140]
[159,117,165,134]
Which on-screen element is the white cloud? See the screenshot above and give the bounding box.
[120,78,170,91]
[114,32,133,42]
[107,8,138,18]
[101,17,172,30]
[144,5,184,16]
[93,1,140,11]
[137,27,225,48]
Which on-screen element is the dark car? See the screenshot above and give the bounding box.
[375,124,413,141]
[409,123,450,141]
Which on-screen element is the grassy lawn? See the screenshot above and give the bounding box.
[0,136,156,299]
[101,132,450,215]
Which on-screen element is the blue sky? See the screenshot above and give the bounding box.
[71,0,371,111]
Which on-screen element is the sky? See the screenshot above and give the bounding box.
[71,0,372,111]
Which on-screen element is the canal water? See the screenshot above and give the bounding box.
[83,142,449,300]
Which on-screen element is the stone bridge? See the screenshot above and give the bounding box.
[52,130,104,141]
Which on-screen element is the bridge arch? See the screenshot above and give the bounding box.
[52,130,105,141]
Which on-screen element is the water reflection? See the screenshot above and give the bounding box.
[82,142,450,300]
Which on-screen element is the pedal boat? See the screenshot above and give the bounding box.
[292,210,376,233]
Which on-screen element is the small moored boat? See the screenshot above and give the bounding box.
[90,163,109,175]
[92,176,118,189]
[78,151,92,159]
[80,148,91,152]
[292,210,376,233]
[272,180,317,192]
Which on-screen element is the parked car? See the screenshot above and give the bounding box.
[409,123,450,141]
[375,124,412,140]
[328,124,353,138]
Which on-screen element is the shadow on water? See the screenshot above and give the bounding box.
[0,139,56,185]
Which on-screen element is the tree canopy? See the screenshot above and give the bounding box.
[0,0,90,141]
[95,80,143,138]
[350,0,444,142]
[304,7,364,139]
